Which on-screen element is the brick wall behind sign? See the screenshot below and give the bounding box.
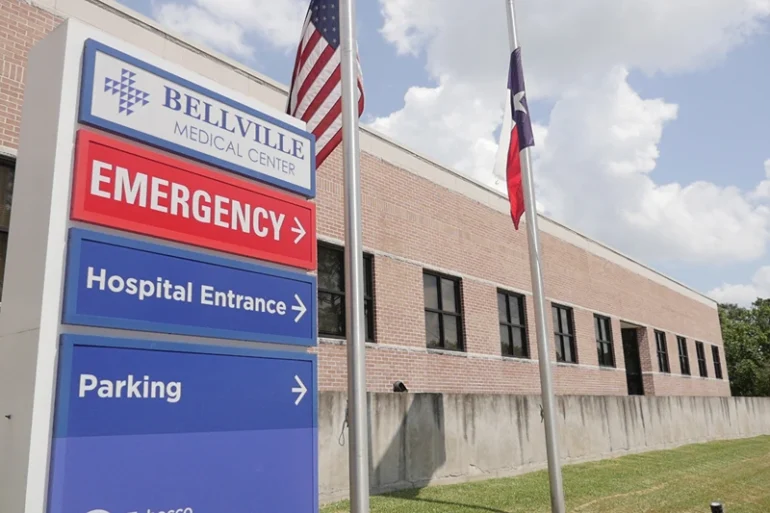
[315,143,728,397]
[0,0,61,151]
[1,0,728,397]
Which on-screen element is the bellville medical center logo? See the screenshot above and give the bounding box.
[104,68,150,115]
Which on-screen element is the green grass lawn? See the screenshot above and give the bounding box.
[321,435,770,513]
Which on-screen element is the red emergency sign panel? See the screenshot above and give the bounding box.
[71,129,316,270]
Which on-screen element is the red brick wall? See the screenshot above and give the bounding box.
[0,0,60,151]
[0,0,730,397]
[645,332,728,396]
[314,145,729,397]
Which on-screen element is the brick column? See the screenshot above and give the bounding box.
[637,327,656,395]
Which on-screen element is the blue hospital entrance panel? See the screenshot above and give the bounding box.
[47,334,318,513]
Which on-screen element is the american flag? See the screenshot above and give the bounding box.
[286,0,365,168]
[500,47,534,230]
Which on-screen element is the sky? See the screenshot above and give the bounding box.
[121,0,770,306]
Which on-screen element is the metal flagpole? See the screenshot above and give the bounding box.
[504,1,566,512]
[338,0,371,512]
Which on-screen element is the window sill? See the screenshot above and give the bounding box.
[319,337,377,347]
[502,355,533,363]
[426,347,467,358]
[645,371,723,382]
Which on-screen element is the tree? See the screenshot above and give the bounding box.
[718,298,770,396]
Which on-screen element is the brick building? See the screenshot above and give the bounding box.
[0,0,730,397]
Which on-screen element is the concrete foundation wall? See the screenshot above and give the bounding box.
[319,392,770,504]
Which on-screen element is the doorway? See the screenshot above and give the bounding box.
[621,328,644,395]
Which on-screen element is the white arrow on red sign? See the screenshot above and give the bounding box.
[291,217,306,244]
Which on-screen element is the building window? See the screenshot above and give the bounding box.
[552,304,577,363]
[696,341,708,377]
[424,271,463,351]
[498,290,528,358]
[317,242,375,342]
[655,330,670,373]
[677,336,691,376]
[0,158,13,302]
[712,345,723,380]
[594,315,615,367]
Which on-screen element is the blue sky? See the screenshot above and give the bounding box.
[121,0,770,305]
[629,31,770,191]
[122,0,429,118]
[625,28,770,285]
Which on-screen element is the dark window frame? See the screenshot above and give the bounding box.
[317,242,375,342]
[655,330,670,373]
[712,345,723,380]
[696,341,708,377]
[498,289,529,358]
[423,270,464,351]
[594,314,615,367]
[552,303,577,364]
[677,336,691,376]
[0,156,14,302]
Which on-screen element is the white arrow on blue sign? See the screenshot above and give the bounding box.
[292,375,308,405]
[61,228,317,347]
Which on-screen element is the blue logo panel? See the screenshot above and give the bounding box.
[103,68,150,116]
[49,335,318,513]
[62,228,317,347]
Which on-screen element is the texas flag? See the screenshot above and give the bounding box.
[493,47,534,230]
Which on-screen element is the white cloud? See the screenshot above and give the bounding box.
[152,0,308,58]
[751,159,770,200]
[530,68,770,264]
[379,0,770,100]
[372,0,770,265]
[709,266,770,306]
[369,78,506,190]
[154,4,252,58]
